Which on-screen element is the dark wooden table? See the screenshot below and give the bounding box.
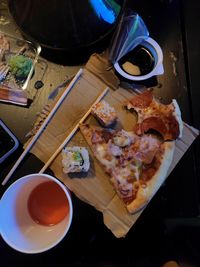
[0,0,200,266]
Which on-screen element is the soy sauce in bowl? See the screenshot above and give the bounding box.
[118,45,155,76]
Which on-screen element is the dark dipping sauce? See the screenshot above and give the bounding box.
[119,45,155,76]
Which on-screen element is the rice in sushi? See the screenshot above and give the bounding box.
[62,146,90,173]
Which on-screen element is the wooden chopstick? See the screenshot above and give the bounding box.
[39,87,109,174]
[2,68,83,186]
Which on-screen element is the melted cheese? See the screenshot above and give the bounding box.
[113,129,135,147]
[96,144,116,169]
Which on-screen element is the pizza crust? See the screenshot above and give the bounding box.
[127,141,175,214]
[172,99,183,138]
[79,124,93,147]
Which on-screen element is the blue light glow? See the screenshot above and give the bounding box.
[89,0,119,24]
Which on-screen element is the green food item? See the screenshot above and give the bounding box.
[73,151,84,164]
[8,54,33,79]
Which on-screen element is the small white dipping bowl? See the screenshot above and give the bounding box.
[0,173,73,254]
[114,37,164,81]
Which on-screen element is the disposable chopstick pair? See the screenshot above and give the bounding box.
[39,87,109,173]
[2,68,83,186]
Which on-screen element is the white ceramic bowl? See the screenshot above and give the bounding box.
[0,173,73,254]
[114,37,164,81]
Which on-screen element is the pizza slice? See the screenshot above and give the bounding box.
[79,123,175,214]
[125,90,183,141]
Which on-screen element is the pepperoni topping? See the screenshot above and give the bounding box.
[138,117,167,137]
[137,116,179,140]
[128,90,153,109]
[164,114,180,140]
[126,90,182,141]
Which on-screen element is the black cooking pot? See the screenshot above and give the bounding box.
[8,0,125,64]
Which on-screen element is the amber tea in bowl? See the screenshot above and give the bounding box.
[0,173,73,254]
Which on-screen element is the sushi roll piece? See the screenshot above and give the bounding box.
[91,100,117,127]
[62,146,90,173]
